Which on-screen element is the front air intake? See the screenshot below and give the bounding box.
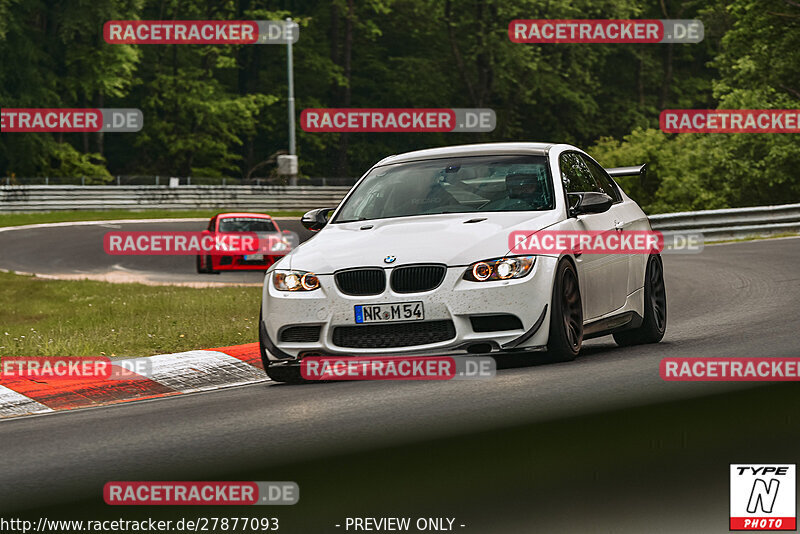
[332,320,456,348]
[279,325,322,343]
[470,314,524,332]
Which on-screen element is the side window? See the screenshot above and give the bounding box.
[559,152,598,194]
[581,155,622,202]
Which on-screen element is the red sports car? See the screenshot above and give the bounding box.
[196,212,293,273]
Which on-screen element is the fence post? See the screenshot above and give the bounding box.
[5,177,8,186]
[223,177,227,186]
[116,176,121,186]
[81,176,85,186]
[156,175,160,186]
[45,177,49,186]
[187,176,191,186]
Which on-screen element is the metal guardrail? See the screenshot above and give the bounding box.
[0,185,352,212]
[1,184,798,242]
[649,203,800,241]
[1,176,358,186]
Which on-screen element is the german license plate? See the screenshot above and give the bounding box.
[354,301,424,324]
[244,254,264,261]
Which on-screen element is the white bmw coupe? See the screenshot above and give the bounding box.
[259,143,666,382]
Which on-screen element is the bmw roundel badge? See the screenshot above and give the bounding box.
[384,255,396,264]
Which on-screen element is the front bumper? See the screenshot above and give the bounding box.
[260,256,558,361]
[214,254,279,271]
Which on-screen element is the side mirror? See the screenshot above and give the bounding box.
[281,229,300,249]
[568,192,613,217]
[301,208,334,231]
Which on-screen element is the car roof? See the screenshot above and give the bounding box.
[215,212,273,219]
[374,142,556,166]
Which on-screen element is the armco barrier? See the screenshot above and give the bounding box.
[1,185,798,241]
[649,202,800,241]
[0,185,352,212]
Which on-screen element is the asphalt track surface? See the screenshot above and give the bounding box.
[0,218,313,285]
[0,223,799,531]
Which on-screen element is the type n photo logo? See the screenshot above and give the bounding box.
[730,464,796,530]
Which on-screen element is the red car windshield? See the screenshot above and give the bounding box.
[218,217,277,232]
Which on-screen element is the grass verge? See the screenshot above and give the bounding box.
[0,271,262,357]
[0,209,305,228]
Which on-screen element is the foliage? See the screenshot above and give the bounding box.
[592,0,800,211]
[1,0,798,211]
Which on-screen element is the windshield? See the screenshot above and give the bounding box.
[218,217,277,232]
[333,155,554,223]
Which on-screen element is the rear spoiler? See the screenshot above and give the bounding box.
[605,164,646,178]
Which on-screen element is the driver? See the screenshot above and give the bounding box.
[507,173,541,200]
[484,173,546,210]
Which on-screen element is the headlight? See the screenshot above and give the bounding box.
[273,270,320,291]
[463,256,535,282]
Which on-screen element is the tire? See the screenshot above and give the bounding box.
[204,255,218,274]
[258,309,270,368]
[259,309,307,384]
[196,255,216,274]
[547,259,583,361]
[196,255,208,274]
[264,364,305,384]
[613,254,667,346]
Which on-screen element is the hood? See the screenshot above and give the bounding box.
[285,211,562,273]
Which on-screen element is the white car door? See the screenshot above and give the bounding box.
[559,152,625,320]
[579,154,632,314]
